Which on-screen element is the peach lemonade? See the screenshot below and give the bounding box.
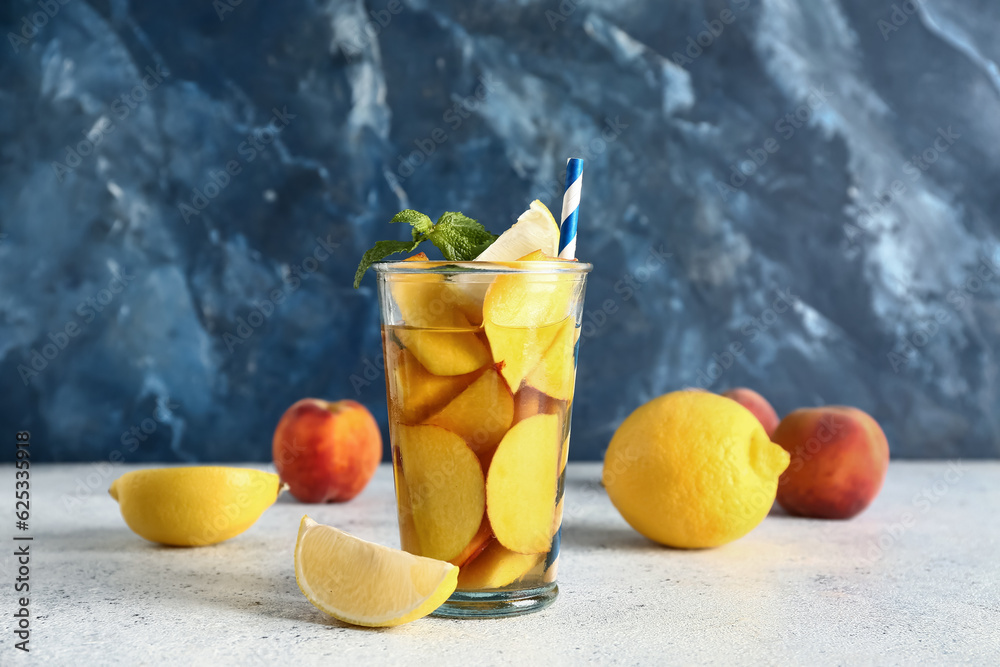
[357,207,590,617]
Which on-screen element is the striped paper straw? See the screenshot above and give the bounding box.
[558,157,584,259]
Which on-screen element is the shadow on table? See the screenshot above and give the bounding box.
[43,527,145,553]
[560,522,659,551]
[45,528,382,630]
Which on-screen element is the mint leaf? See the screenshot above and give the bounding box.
[353,209,500,288]
[353,239,420,288]
[390,210,434,238]
[428,212,499,261]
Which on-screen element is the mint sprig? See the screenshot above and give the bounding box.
[353,210,498,288]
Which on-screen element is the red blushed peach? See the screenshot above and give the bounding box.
[721,388,780,437]
[773,406,889,519]
[272,399,382,503]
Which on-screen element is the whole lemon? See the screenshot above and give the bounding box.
[603,391,790,548]
[110,467,282,546]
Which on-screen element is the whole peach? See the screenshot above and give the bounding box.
[272,399,382,503]
[721,388,780,436]
[773,406,889,519]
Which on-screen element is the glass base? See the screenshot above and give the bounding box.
[431,583,558,619]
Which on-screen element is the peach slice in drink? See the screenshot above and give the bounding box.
[392,253,486,327]
[456,539,545,590]
[511,386,564,425]
[449,516,493,567]
[395,325,490,376]
[396,424,486,563]
[486,413,561,554]
[483,251,578,390]
[426,367,514,462]
[524,317,578,400]
[388,347,479,424]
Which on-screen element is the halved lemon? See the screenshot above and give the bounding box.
[475,199,559,261]
[294,516,457,627]
[109,467,281,547]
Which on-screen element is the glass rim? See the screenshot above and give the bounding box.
[373,260,593,275]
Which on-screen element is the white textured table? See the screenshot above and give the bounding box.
[2,462,998,665]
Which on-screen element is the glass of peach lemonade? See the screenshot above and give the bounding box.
[374,255,590,617]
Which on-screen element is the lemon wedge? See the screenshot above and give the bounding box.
[109,466,281,546]
[294,516,457,627]
[475,199,559,261]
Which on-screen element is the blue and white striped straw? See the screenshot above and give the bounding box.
[558,158,584,259]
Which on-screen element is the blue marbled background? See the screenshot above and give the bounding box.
[1,0,998,462]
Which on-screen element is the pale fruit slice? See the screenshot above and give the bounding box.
[475,200,559,262]
[485,318,566,392]
[486,414,561,554]
[389,347,479,424]
[109,467,281,547]
[483,250,577,327]
[396,325,490,376]
[397,425,486,562]
[524,317,578,400]
[426,368,514,458]
[456,539,544,590]
[449,516,493,567]
[294,516,457,627]
[484,250,579,389]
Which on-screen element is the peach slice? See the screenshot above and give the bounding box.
[512,386,564,425]
[483,251,577,329]
[483,251,579,390]
[426,368,514,459]
[396,424,486,562]
[393,253,487,328]
[449,516,493,567]
[456,539,545,590]
[389,348,479,424]
[486,413,561,554]
[484,318,566,391]
[395,325,490,376]
[392,276,464,329]
[524,317,578,400]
